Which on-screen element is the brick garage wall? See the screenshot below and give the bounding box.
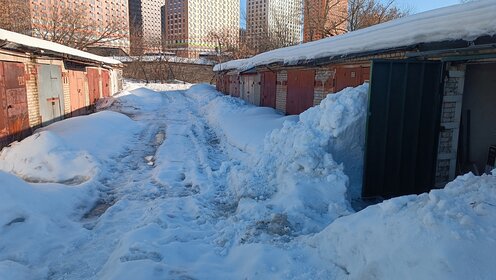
[25,62,42,128]
[123,62,215,84]
[435,64,466,186]
[313,68,336,106]
[276,70,287,113]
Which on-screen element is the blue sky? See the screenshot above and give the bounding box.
[240,0,462,15]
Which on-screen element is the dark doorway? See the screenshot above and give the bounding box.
[458,63,496,175]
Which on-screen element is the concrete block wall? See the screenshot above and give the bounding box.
[276,70,287,113]
[313,68,335,106]
[435,64,466,186]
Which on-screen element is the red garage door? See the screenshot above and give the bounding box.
[101,70,111,98]
[286,69,315,115]
[68,70,87,117]
[261,71,277,108]
[87,68,101,105]
[335,66,371,92]
[0,61,30,148]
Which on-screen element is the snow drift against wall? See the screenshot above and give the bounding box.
[188,84,369,235]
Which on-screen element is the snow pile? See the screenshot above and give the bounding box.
[228,84,369,234]
[0,171,95,279]
[0,131,95,184]
[188,84,369,236]
[0,111,137,184]
[0,111,137,182]
[310,171,496,279]
[215,0,496,72]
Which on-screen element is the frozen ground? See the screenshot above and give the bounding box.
[0,82,495,280]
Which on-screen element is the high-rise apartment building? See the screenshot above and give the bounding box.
[163,0,240,58]
[129,0,164,54]
[27,0,130,54]
[303,0,348,43]
[246,0,303,52]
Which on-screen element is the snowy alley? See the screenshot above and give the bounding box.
[1,82,495,280]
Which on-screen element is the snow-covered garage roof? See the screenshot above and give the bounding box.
[214,0,496,72]
[0,28,122,66]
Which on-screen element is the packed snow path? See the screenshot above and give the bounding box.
[41,87,330,279]
[47,89,236,279]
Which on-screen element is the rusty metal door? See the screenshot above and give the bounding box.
[253,74,261,106]
[336,66,370,92]
[101,70,111,98]
[0,62,8,146]
[38,64,64,126]
[286,69,315,115]
[229,75,236,96]
[0,62,30,147]
[87,68,101,105]
[224,75,230,95]
[261,71,277,108]
[69,70,87,117]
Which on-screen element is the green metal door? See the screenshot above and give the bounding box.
[38,64,64,126]
[363,60,443,198]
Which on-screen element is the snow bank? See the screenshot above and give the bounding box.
[310,171,496,280]
[188,83,369,236]
[228,84,369,234]
[0,111,138,184]
[215,0,496,72]
[187,84,297,153]
[0,171,95,278]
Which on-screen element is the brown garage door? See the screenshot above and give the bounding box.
[69,70,88,117]
[261,71,277,108]
[87,68,101,105]
[286,69,315,115]
[101,70,111,98]
[0,61,30,147]
[335,66,371,92]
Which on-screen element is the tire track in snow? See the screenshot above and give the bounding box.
[46,88,235,280]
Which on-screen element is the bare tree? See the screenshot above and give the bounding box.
[0,0,31,34]
[32,3,127,50]
[304,0,348,42]
[348,0,409,31]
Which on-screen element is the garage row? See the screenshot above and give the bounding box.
[0,29,123,150]
[215,45,496,199]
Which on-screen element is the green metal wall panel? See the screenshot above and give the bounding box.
[363,60,443,198]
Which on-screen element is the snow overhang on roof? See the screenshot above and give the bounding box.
[214,0,496,72]
[0,28,122,66]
